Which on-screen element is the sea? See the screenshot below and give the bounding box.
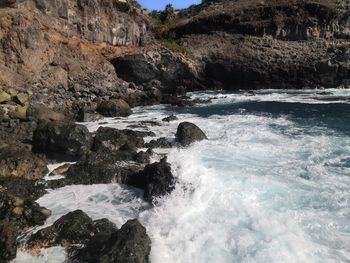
[14,89,350,263]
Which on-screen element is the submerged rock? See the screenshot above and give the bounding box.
[97,99,132,117]
[175,122,208,146]
[129,158,175,202]
[72,219,151,263]
[162,115,178,122]
[32,121,93,160]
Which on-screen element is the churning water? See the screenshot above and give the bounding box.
[14,89,350,262]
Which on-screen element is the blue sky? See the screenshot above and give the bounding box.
[137,0,201,10]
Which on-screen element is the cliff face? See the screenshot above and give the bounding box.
[169,0,350,89]
[0,0,160,118]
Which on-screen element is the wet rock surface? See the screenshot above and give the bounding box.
[129,158,175,202]
[72,219,151,263]
[176,122,208,146]
[27,210,117,249]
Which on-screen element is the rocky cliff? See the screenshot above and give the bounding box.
[165,0,350,89]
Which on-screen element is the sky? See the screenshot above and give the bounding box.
[137,0,201,10]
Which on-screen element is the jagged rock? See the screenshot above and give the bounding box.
[0,177,47,200]
[72,219,151,263]
[0,221,17,263]
[97,99,132,117]
[27,210,115,249]
[175,122,207,146]
[77,111,104,122]
[32,121,93,160]
[0,189,51,228]
[144,137,174,149]
[162,115,178,122]
[60,146,149,186]
[128,158,175,202]
[0,144,47,180]
[27,105,65,122]
[92,127,146,151]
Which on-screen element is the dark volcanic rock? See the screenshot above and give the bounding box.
[0,177,47,200]
[92,127,146,152]
[111,50,201,92]
[97,99,132,117]
[61,147,149,186]
[0,221,17,263]
[144,138,174,149]
[27,210,118,249]
[175,122,207,146]
[0,144,47,180]
[32,121,93,160]
[72,219,151,263]
[129,158,175,202]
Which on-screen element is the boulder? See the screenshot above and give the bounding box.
[0,144,47,180]
[72,219,151,263]
[92,127,146,152]
[175,122,207,146]
[32,122,93,160]
[128,158,175,202]
[27,105,65,122]
[97,99,132,117]
[62,147,148,186]
[0,221,18,263]
[27,210,114,249]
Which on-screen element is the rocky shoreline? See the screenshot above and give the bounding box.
[0,0,349,262]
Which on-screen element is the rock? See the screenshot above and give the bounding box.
[13,93,29,106]
[97,99,132,117]
[0,221,18,263]
[13,105,28,120]
[144,137,174,149]
[128,158,175,202]
[27,210,110,249]
[27,105,65,122]
[162,115,178,122]
[32,121,93,160]
[49,163,71,176]
[72,219,151,263]
[61,147,148,186]
[0,189,51,228]
[0,91,11,104]
[0,144,47,180]
[77,111,103,122]
[92,127,145,152]
[175,122,207,146]
[0,177,47,200]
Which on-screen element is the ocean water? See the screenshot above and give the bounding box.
[14,89,350,262]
